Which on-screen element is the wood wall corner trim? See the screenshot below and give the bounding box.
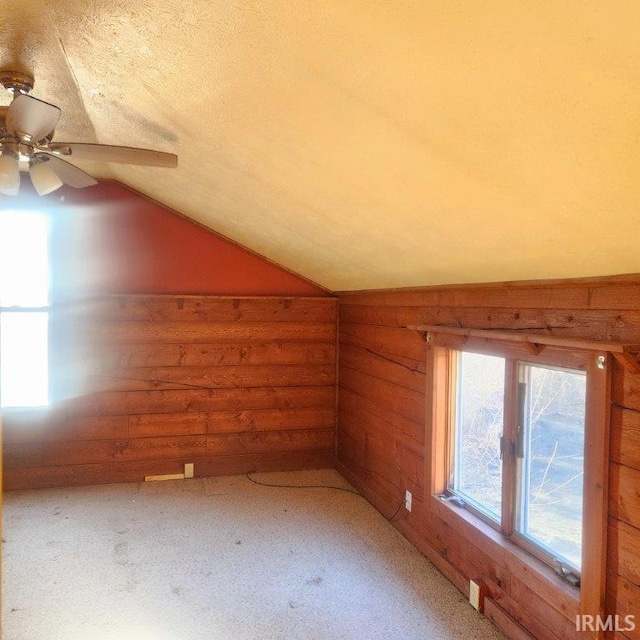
[579,352,612,639]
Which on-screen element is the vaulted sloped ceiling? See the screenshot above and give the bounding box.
[3,2,640,290]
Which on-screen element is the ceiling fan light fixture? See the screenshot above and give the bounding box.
[29,160,63,196]
[0,152,20,195]
[0,68,178,197]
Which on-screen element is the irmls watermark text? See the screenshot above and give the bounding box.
[575,614,636,632]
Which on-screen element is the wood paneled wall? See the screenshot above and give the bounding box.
[336,276,640,640]
[3,295,337,490]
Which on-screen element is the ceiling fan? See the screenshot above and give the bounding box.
[0,70,178,197]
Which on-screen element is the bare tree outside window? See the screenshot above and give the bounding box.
[454,352,505,520]
[451,353,586,572]
[517,364,586,569]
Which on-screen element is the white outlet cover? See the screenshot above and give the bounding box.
[469,580,481,610]
[405,490,412,511]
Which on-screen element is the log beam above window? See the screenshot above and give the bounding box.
[407,324,640,373]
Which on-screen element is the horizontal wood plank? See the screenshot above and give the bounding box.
[66,386,336,416]
[337,435,403,510]
[339,409,411,493]
[339,366,425,423]
[82,321,335,344]
[3,465,77,491]
[3,415,132,444]
[588,285,640,311]
[341,303,640,343]
[339,285,590,309]
[206,429,334,455]
[438,287,591,311]
[83,341,336,369]
[3,449,335,491]
[129,413,207,437]
[191,449,335,478]
[500,575,575,640]
[42,435,208,466]
[614,364,640,411]
[340,344,425,392]
[90,364,335,392]
[484,598,536,640]
[114,435,208,462]
[339,303,401,327]
[338,290,442,307]
[42,439,121,466]
[339,401,423,462]
[74,296,337,322]
[608,518,640,587]
[340,322,427,361]
[207,407,334,434]
[610,463,640,531]
[3,443,44,469]
[605,575,640,639]
[339,388,425,447]
[611,407,640,469]
[409,323,640,354]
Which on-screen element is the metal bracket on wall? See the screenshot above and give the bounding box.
[409,328,431,343]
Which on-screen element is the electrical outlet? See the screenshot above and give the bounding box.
[469,580,484,612]
[405,490,412,512]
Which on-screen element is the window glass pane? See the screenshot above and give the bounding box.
[517,364,586,571]
[1,312,49,407]
[0,210,49,307]
[453,352,505,521]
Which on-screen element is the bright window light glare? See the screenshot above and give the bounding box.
[1,312,49,408]
[0,210,49,307]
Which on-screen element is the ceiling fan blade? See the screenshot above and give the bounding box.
[6,94,61,142]
[48,142,178,168]
[35,153,98,188]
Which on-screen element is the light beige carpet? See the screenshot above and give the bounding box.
[2,469,505,640]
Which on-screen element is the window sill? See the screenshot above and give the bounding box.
[430,494,580,607]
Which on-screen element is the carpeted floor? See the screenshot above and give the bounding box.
[2,469,505,640]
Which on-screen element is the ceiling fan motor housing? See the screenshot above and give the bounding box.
[0,71,35,95]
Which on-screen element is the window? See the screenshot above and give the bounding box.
[450,352,586,576]
[452,352,505,522]
[407,318,612,616]
[515,362,585,572]
[420,323,611,622]
[0,210,50,408]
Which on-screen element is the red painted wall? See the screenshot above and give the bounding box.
[11,180,327,298]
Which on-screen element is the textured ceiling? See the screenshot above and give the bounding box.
[2,1,640,290]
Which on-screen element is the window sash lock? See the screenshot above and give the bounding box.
[500,436,515,459]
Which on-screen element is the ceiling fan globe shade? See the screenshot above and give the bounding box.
[0,154,20,194]
[29,161,63,196]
